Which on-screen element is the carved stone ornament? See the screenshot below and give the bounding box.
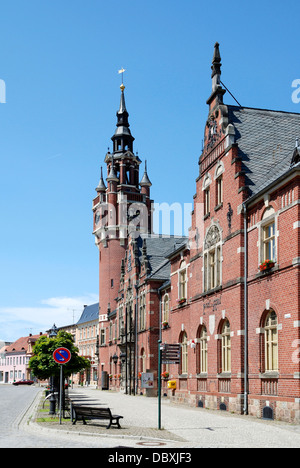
[204,225,221,249]
[204,116,222,152]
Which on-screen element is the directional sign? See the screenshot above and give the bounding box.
[161,343,181,364]
[53,347,71,365]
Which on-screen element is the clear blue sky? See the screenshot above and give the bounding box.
[0,0,299,341]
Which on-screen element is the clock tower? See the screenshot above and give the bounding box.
[93,82,153,319]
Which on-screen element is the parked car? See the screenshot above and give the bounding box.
[13,379,34,386]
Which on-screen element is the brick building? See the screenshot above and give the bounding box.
[93,44,300,422]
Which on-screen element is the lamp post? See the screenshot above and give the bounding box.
[49,324,58,415]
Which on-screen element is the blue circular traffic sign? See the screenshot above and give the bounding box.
[53,347,71,364]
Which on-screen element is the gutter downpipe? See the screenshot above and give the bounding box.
[243,202,248,415]
[158,287,162,430]
[134,281,139,396]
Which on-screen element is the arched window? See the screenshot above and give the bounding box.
[203,225,222,292]
[179,261,187,300]
[221,320,231,373]
[197,325,208,374]
[264,310,278,372]
[180,331,188,375]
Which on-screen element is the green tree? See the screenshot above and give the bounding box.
[29,330,90,380]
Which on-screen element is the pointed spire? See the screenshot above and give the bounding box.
[118,84,127,114]
[140,160,152,187]
[96,167,107,192]
[211,42,222,91]
[111,84,135,153]
[107,156,119,182]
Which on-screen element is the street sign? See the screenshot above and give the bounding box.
[161,343,181,364]
[53,347,71,365]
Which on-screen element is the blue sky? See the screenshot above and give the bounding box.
[0,0,299,341]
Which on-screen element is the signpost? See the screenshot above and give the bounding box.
[158,342,181,430]
[53,347,71,424]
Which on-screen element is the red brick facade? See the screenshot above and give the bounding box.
[93,44,300,423]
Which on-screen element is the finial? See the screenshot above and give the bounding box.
[118,68,126,91]
[211,42,222,79]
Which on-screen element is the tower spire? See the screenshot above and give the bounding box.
[111,79,135,154]
[96,166,106,192]
[207,42,226,108]
[211,42,222,92]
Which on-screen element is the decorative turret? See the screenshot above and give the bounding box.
[140,160,152,187]
[96,167,106,193]
[106,155,119,183]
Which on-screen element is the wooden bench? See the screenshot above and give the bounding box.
[72,405,123,429]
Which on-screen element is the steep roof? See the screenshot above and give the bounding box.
[77,303,99,325]
[138,235,188,281]
[228,105,300,197]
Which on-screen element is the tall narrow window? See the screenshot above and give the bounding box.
[119,305,124,337]
[204,188,210,216]
[180,332,188,374]
[200,326,208,374]
[217,175,223,205]
[163,294,169,324]
[179,261,187,300]
[203,174,211,217]
[209,251,216,289]
[139,292,146,331]
[264,311,278,372]
[221,320,231,373]
[262,222,275,262]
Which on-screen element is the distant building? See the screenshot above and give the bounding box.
[0,333,44,383]
[75,303,99,386]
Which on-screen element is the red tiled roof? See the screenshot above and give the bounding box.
[5,334,45,353]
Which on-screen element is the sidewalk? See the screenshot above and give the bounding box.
[29,386,300,448]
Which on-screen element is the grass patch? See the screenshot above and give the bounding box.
[37,416,70,423]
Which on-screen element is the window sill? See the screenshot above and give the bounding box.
[255,265,278,278]
[214,202,223,212]
[217,372,231,379]
[259,372,279,379]
[178,374,188,379]
[201,285,222,297]
[203,212,210,220]
[196,373,208,379]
